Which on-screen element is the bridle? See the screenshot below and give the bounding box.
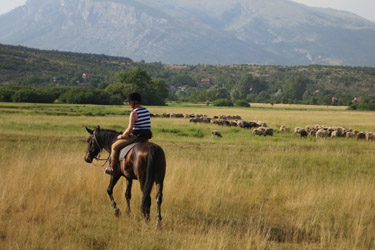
[90,130,110,167]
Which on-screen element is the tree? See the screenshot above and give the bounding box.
[356,96,375,110]
[105,83,137,101]
[0,86,18,102]
[207,87,230,102]
[146,78,169,105]
[169,75,196,87]
[255,91,271,103]
[185,88,204,103]
[107,68,169,105]
[230,88,243,100]
[282,76,307,101]
[118,68,151,91]
[238,74,267,95]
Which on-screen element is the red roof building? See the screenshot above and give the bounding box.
[332,97,339,103]
[353,97,362,102]
[82,73,94,79]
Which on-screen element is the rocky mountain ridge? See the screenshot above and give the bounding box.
[0,0,374,66]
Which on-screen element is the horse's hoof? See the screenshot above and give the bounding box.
[114,208,121,217]
[144,215,150,223]
[156,221,162,230]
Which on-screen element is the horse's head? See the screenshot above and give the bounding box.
[84,126,102,163]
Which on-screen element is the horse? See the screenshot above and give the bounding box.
[84,126,166,225]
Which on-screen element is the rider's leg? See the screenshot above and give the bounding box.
[105,136,137,175]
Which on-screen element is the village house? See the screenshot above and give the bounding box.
[331,97,339,103]
[197,78,214,88]
[352,97,362,103]
[82,73,94,79]
[178,86,187,91]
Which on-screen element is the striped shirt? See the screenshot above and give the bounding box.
[133,107,151,130]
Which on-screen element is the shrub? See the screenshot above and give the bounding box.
[234,99,250,107]
[212,98,233,107]
[11,88,55,103]
[59,87,112,104]
[0,87,17,102]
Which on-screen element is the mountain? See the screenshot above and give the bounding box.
[0,0,374,66]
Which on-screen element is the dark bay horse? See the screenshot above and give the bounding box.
[84,126,166,224]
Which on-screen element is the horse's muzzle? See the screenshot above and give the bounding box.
[84,156,93,163]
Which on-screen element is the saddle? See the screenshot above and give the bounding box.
[119,142,139,161]
[118,138,148,161]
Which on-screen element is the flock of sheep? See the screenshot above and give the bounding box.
[293,125,374,141]
[151,112,374,141]
[152,112,267,130]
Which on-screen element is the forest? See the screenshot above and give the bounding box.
[1,44,375,109]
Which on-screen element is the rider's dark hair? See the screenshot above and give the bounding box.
[126,92,141,103]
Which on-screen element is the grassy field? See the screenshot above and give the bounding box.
[1,102,375,249]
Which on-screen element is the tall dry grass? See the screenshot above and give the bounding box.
[1,105,375,249]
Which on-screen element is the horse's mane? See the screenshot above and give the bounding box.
[94,128,121,147]
[98,128,121,135]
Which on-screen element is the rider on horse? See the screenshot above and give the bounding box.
[105,92,152,175]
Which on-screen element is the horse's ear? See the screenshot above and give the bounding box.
[86,127,93,134]
[97,125,101,131]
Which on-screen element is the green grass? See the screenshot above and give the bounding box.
[1,102,375,249]
[0,103,130,116]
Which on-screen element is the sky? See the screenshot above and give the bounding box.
[0,0,26,15]
[291,0,375,21]
[0,0,374,21]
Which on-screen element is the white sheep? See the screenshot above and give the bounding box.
[252,129,265,136]
[316,129,328,139]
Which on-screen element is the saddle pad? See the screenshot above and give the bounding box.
[119,142,140,161]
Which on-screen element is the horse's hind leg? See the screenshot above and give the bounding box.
[125,178,133,213]
[140,181,151,222]
[107,174,121,217]
[142,194,151,222]
[155,182,163,228]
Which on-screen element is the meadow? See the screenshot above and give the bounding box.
[0,102,375,249]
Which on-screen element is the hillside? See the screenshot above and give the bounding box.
[0,0,374,65]
[1,43,375,107]
[0,44,133,86]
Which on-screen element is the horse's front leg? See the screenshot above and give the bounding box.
[125,178,133,213]
[107,174,121,217]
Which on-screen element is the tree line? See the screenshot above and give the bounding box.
[1,68,375,110]
[0,69,169,105]
[168,73,375,109]
[1,44,375,109]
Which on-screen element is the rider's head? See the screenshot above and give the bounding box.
[126,92,141,108]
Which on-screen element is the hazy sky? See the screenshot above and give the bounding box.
[0,0,26,15]
[292,0,375,21]
[0,0,374,21]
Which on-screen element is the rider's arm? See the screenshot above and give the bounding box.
[120,110,138,138]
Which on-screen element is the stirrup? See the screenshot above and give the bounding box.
[104,168,114,175]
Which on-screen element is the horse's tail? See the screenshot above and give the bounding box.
[142,144,163,215]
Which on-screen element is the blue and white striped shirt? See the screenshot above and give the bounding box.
[133,107,151,130]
